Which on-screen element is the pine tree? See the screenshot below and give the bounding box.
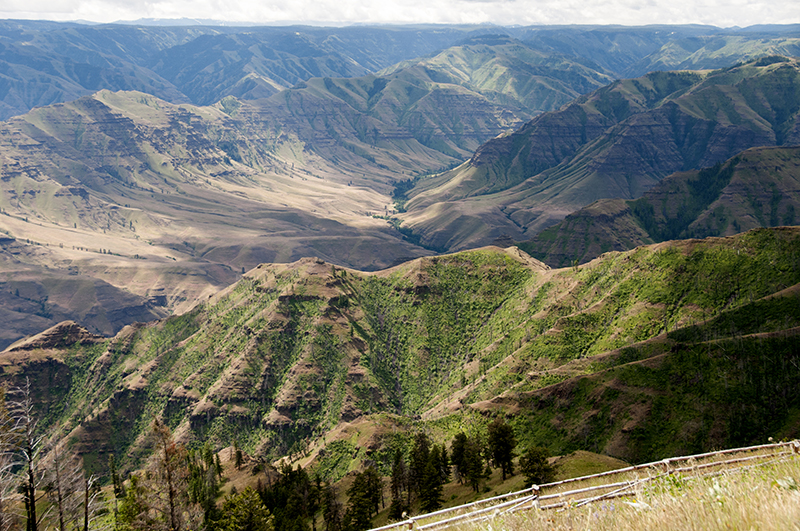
[216,487,274,531]
[361,466,383,516]
[437,445,450,484]
[234,441,243,470]
[307,477,322,531]
[462,437,486,493]
[487,418,516,481]
[322,484,343,531]
[117,475,153,531]
[258,462,321,530]
[408,433,431,502]
[418,456,443,514]
[342,470,374,531]
[388,450,409,520]
[188,443,221,529]
[118,419,202,531]
[519,447,557,487]
[450,433,467,485]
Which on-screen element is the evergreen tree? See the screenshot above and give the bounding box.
[188,443,221,529]
[437,445,450,484]
[216,487,274,531]
[361,466,383,515]
[117,475,154,531]
[234,441,243,470]
[519,447,557,487]
[117,419,202,531]
[108,454,124,527]
[487,418,516,481]
[322,484,343,531]
[306,477,322,531]
[408,433,431,502]
[462,437,486,493]
[450,433,467,485]
[258,463,318,530]
[342,470,374,531]
[388,450,409,520]
[418,456,443,514]
[109,453,124,499]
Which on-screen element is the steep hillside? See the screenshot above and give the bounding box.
[630,34,800,76]
[0,34,620,348]
[521,145,800,267]
[379,34,612,115]
[2,227,799,477]
[398,56,800,251]
[0,89,437,347]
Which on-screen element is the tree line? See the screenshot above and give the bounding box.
[115,417,556,531]
[0,383,554,531]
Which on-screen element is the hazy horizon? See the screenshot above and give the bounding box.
[1,0,798,29]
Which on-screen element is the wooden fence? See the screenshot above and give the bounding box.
[369,439,800,531]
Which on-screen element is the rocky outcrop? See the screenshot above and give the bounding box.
[4,320,105,352]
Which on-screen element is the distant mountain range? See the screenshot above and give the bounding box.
[398,56,800,251]
[1,22,798,121]
[1,23,799,349]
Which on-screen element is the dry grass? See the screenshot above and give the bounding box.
[454,456,800,531]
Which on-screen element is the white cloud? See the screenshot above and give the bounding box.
[0,0,797,27]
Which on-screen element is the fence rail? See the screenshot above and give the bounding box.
[369,439,800,531]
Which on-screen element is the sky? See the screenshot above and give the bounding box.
[0,0,798,28]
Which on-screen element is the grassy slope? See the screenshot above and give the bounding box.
[521,145,800,267]
[399,57,800,253]
[0,227,798,482]
[379,35,612,115]
[0,36,612,346]
[460,455,800,531]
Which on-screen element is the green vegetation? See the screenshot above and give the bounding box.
[523,144,800,268]
[519,446,556,487]
[2,228,799,496]
[630,157,740,241]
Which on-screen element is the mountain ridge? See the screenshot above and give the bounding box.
[521,145,800,267]
[396,56,800,251]
[2,227,799,478]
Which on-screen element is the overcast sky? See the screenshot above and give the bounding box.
[0,0,797,28]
